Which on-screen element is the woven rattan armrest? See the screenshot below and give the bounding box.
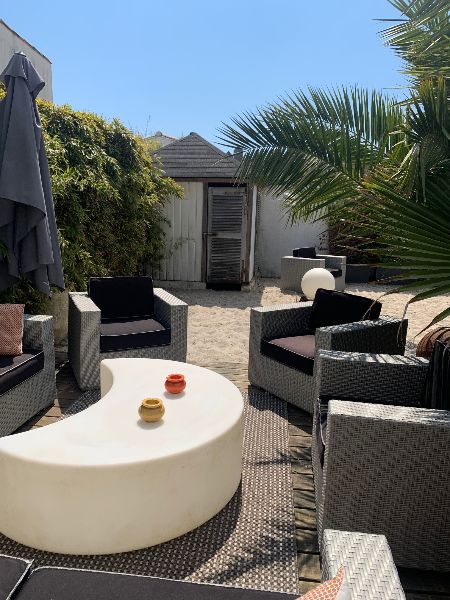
[69,292,100,313]
[316,349,427,405]
[321,529,405,599]
[315,316,407,356]
[250,303,313,340]
[22,314,53,352]
[327,398,450,429]
[153,288,188,362]
[316,254,346,269]
[153,288,188,328]
[68,293,100,387]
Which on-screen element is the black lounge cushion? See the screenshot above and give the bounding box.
[100,317,170,352]
[261,334,315,375]
[424,339,450,410]
[0,351,44,396]
[292,246,316,259]
[89,276,154,320]
[327,268,342,279]
[16,568,296,600]
[308,288,382,331]
[0,553,32,599]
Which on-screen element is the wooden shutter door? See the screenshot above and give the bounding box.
[206,187,246,284]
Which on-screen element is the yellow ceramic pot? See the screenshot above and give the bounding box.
[138,398,165,423]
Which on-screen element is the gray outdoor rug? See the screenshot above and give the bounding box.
[0,388,298,594]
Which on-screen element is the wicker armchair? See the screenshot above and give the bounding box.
[69,283,188,391]
[249,301,407,413]
[0,315,56,436]
[281,254,346,293]
[312,349,450,571]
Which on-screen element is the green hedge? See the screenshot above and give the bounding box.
[0,95,181,312]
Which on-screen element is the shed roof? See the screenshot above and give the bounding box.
[147,131,178,148]
[153,132,240,179]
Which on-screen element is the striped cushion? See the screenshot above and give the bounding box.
[0,304,24,356]
[298,565,350,599]
[417,327,450,358]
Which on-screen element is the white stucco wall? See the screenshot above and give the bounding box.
[154,182,204,282]
[154,184,327,283]
[0,20,52,102]
[255,190,327,278]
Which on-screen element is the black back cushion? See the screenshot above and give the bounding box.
[293,247,317,259]
[423,340,450,410]
[308,288,382,330]
[89,277,154,320]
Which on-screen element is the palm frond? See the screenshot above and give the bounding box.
[219,87,403,219]
[354,174,450,318]
[379,78,450,200]
[418,306,450,332]
[381,0,450,81]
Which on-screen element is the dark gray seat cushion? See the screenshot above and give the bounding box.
[89,276,154,320]
[16,568,296,600]
[261,334,315,375]
[0,351,44,396]
[308,288,382,331]
[0,554,32,600]
[100,317,170,352]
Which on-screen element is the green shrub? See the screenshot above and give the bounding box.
[0,96,182,312]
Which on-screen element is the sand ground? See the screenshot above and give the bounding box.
[174,279,450,364]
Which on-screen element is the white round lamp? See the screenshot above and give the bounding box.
[301,268,335,300]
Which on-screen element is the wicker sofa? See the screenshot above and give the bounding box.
[0,315,56,437]
[2,529,405,599]
[281,253,346,293]
[249,299,407,413]
[68,277,188,390]
[312,349,450,571]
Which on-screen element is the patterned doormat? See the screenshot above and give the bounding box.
[0,389,298,594]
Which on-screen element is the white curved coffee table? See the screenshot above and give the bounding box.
[0,359,244,555]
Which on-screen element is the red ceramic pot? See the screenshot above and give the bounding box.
[164,373,186,395]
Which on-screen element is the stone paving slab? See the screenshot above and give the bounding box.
[293,489,316,510]
[296,553,321,582]
[295,530,319,554]
[292,473,315,491]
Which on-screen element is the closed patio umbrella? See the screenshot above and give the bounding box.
[0,52,64,296]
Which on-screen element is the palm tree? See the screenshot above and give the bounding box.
[220,0,450,329]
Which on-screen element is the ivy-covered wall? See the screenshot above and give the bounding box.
[0,95,182,312]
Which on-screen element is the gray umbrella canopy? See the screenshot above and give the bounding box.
[0,52,64,296]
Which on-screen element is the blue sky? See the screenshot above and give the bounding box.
[3,1,407,145]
